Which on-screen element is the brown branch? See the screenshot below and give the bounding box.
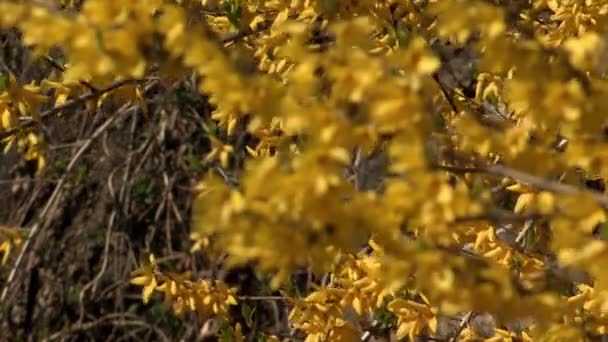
[238,295,288,301]
[515,219,535,248]
[43,55,98,92]
[449,311,474,342]
[0,109,127,303]
[0,78,140,141]
[221,27,255,45]
[43,313,170,342]
[432,73,459,114]
[454,208,543,224]
[432,164,488,174]
[486,164,608,207]
[434,161,608,208]
[220,19,273,45]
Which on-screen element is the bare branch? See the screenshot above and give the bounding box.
[434,162,608,208]
[0,106,135,303]
[0,78,141,141]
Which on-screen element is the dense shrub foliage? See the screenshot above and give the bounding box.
[3,0,608,340]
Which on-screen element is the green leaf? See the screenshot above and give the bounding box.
[71,165,88,186]
[241,302,256,327]
[511,255,522,272]
[218,322,236,342]
[170,86,191,107]
[127,303,141,314]
[470,176,486,198]
[395,22,413,48]
[372,305,397,331]
[0,74,7,92]
[150,303,182,332]
[66,285,81,306]
[318,0,338,17]
[186,153,205,174]
[203,121,218,137]
[596,222,608,241]
[224,0,242,27]
[159,258,178,272]
[95,29,106,51]
[134,178,157,204]
[525,224,537,247]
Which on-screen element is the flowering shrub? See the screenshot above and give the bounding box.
[3,0,608,340]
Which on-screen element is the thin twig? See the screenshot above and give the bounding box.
[78,104,138,323]
[1,112,120,303]
[435,162,608,208]
[432,164,487,174]
[221,28,254,45]
[454,208,543,224]
[220,20,272,45]
[80,209,116,308]
[43,313,170,342]
[432,74,459,114]
[0,178,56,185]
[487,164,608,207]
[449,311,473,342]
[515,219,535,248]
[163,172,174,254]
[238,295,288,301]
[0,78,140,141]
[43,55,97,91]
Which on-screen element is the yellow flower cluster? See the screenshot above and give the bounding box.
[4,0,608,340]
[130,254,238,320]
[0,74,48,172]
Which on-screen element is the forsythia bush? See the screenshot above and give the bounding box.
[3,0,608,340]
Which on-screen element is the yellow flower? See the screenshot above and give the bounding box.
[130,254,159,304]
[205,136,234,168]
[0,226,23,265]
[388,297,438,341]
